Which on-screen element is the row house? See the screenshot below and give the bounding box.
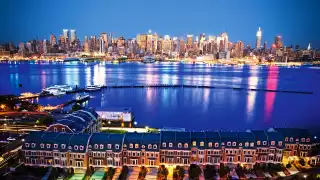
[21,128,313,170]
[275,128,312,158]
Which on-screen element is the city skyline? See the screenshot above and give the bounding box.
[1,0,319,48]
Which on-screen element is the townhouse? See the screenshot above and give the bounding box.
[21,128,313,170]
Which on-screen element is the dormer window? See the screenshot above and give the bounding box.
[80,146,84,151]
[62,128,66,132]
[61,144,66,149]
[40,143,44,148]
[169,143,173,147]
[129,143,133,148]
[263,141,267,145]
[74,145,78,150]
[25,143,29,148]
[200,142,204,147]
[94,144,98,149]
[208,142,212,147]
[115,144,120,149]
[107,144,111,149]
[285,137,288,142]
[162,143,166,147]
[54,127,57,132]
[215,143,219,147]
[227,142,231,146]
[192,141,196,146]
[31,143,36,148]
[306,138,310,142]
[47,144,51,148]
[184,143,188,148]
[142,145,145,149]
[239,143,242,146]
[148,144,152,149]
[153,145,157,149]
[257,141,261,145]
[232,142,236,146]
[290,137,293,142]
[135,144,139,148]
[54,144,58,149]
[245,142,249,147]
[301,138,305,142]
[271,141,275,146]
[100,144,104,149]
[178,143,182,148]
[278,141,283,146]
[250,143,254,147]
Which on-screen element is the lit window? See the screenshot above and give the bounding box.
[215,143,219,147]
[31,143,36,148]
[208,142,212,147]
[54,144,58,148]
[94,144,98,149]
[290,137,293,142]
[141,145,145,149]
[153,144,157,149]
[178,143,182,148]
[227,142,231,146]
[62,128,66,132]
[285,137,288,142]
[232,142,236,146]
[200,142,204,147]
[135,144,139,148]
[25,143,30,147]
[245,142,249,147]
[271,141,275,146]
[301,138,305,142]
[148,144,152,149]
[108,144,112,149]
[169,143,173,147]
[278,141,283,146]
[80,146,84,151]
[74,145,78,150]
[162,143,166,147]
[306,138,310,142]
[250,143,254,147]
[40,143,44,148]
[54,127,57,132]
[263,141,267,145]
[47,144,51,148]
[184,143,188,148]
[115,144,120,149]
[257,141,261,145]
[239,143,242,146]
[129,144,133,148]
[192,141,196,146]
[61,144,66,149]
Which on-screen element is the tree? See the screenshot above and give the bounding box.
[118,165,129,180]
[72,104,82,111]
[157,165,169,180]
[219,163,227,178]
[204,165,216,180]
[188,164,201,180]
[299,159,306,166]
[138,166,148,180]
[38,116,54,125]
[286,163,292,168]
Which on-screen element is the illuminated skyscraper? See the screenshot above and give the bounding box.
[307,43,311,51]
[70,29,76,43]
[187,35,193,48]
[234,41,244,58]
[101,33,108,50]
[63,29,69,41]
[99,36,105,54]
[162,35,172,54]
[256,27,262,49]
[179,38,186,54]
[84,36,89,53]
[220,32,228,52]
[274,36,283,48]
[50,33,57,45]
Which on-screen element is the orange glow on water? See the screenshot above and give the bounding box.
[264,66,279,122]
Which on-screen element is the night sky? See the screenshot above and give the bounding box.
[1,0,319,48]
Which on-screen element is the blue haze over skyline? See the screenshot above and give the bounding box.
[0,0,319,48]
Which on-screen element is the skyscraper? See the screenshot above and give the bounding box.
[256,27,262,49]
[84,36,89,53]
[63,29,69,41]
[50,33,57,45]
[275,36,283,48]
[101,33,108,50]
[187,35,193,49]
[99,36,105,54]
[220,32,228,52]
[70,29,76,43]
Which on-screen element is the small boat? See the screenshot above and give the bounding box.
[75,93,90,102]
[143,56,155,63]
[63,57,80,62]
[85,85,101,91]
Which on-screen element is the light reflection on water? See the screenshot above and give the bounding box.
[0,61,319,131]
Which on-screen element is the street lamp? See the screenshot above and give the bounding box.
[134,121,137,125]
[303,175,307,179]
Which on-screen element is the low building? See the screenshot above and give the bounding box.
[47,109,100,133]
[95,107,133,127]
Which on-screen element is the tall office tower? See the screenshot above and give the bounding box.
[187,35,193,48]
[162,35,172,54]
[43,40,47,54]
[256,27,262,49]
[179,38,186,54]
[100,33,108,50]
[151,33,158,54]
[307,43,311,51]
[18,43,26,57]
[146,30,153,53]
[63,29,69,42]
[70,29,76,43]
[172,37,179,52]
[220,32,228,52]
[274,36,283,48]
[157,37,163,53]
[99,37,105,54]
[263,41,267,50]
[234,41,244,58]
[84,36,89,53]
[199,33,206,54]
[136,34,147,52]
[50,33,57,45]
[108,33,113,45]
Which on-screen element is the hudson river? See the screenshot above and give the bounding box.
[1,61,319,131]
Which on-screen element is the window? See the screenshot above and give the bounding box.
[301,138,305,142]
[162,143,166,147]
[62,128,66,132]
[178,143,182,148]
[250,143,254,147]
[232,142,236,146]
[46,144,50,148]
[61,144,66,149]
[169,143,173,147]
[200,142,204,147]
[208,142,212,147]
[257,141,261,145]
[227,142,231,146]
[115,144,120,149]
[40,143,44,148]
[263,141,267,145]
[54,127,57,132]
[184,143,188,148]
[148,144,152,149]
[239,143,242,146]
[100,144,104,149]
[245,142,249,147]
[74,145,78,150]
[271,141,275,146]
[54,144,58,149]
[142,145,145,149]
[94,144,98,149]
[80,146,84,151]
[129,144,133,148]
[290,137,293,142]
[25,143,30,147]
[153,144,157,149]
[135,144,139,148]
[31,143,36,148]
[215,143,219,147]
[285,137,288,142]
[192,141,196,146]
[306,138,310,142]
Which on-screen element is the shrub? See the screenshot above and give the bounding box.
[299,159,306,166]
[285,163,292,168]
[189,164,201,180]
[118,165,129,180]
[157,165,169,180]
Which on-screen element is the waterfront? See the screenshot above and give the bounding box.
[0,61,319,131]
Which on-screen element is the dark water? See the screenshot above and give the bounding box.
[0,61,319,131]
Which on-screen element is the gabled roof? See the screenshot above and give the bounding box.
[220,132,238,142]
[124,133,143,150]
[89,133,124,152]
[275,128,311,139]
